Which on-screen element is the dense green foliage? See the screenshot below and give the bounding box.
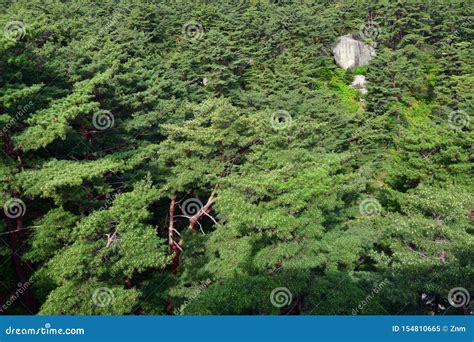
[0,0,472,315]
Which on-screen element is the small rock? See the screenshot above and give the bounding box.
[351,75,368,94]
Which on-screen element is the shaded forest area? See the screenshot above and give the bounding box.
[0,0,472,315]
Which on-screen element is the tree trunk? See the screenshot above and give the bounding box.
[3,217,38,313]
[188,185,218,232]
[2,134,38,313]
[168,193,181,275]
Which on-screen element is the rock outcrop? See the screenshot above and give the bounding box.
[333,35,376,70]
[351,75,368,94]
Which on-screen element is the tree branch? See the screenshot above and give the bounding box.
[188,184,218,232]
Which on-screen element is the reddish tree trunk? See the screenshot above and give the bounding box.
[3,217,38,313]
[2,134,38,313]
[188,185,218,232]
[168,193,181,275]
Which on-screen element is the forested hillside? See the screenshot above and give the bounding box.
[0,0,472,315]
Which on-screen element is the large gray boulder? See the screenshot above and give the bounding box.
[333,35,376,70]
